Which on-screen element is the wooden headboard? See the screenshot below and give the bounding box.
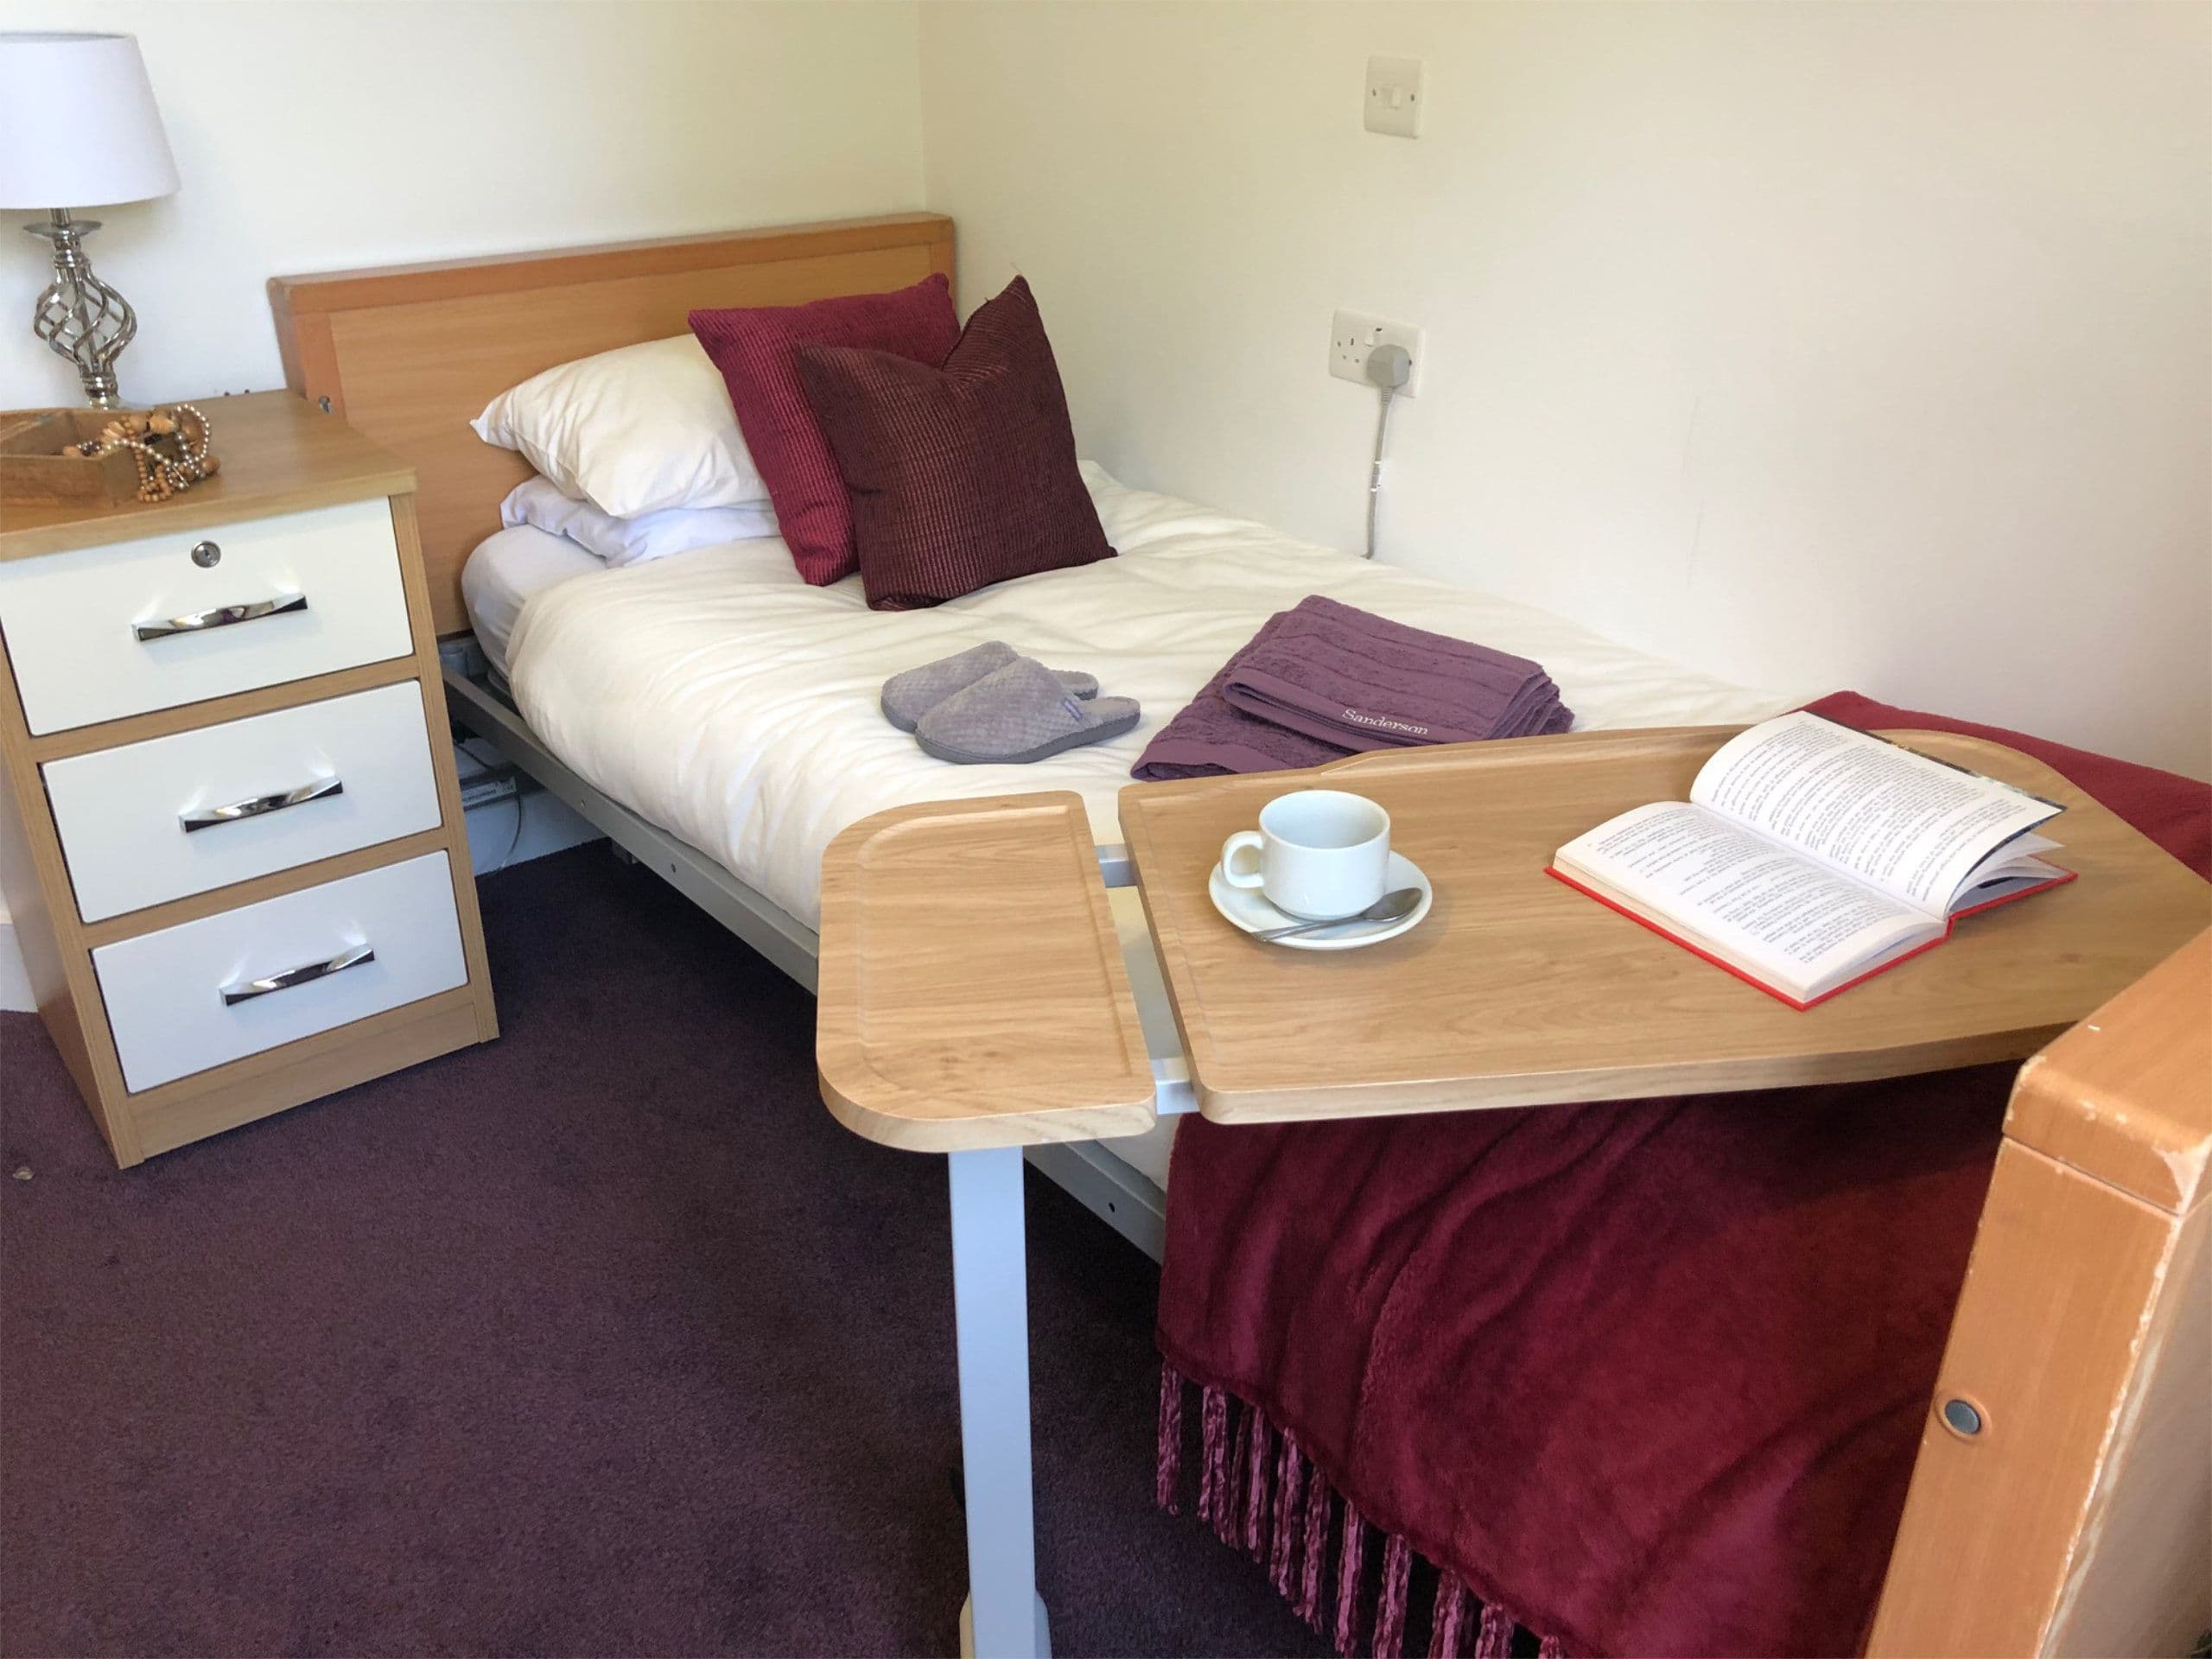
[267,212,955,635]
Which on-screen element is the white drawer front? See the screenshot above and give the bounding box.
[0,498,413,735]
[93,851,467,1093]
[43,681,443,924]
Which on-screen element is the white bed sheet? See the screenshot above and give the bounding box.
[507,464,1802,927]
[461,524,607,677]
[498,467,1807,1195]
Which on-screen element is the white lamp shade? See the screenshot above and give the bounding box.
[0,33,179,209]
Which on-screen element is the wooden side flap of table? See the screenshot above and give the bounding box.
[817,791,1155,1153]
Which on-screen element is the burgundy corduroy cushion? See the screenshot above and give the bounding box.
[689,273,959,586]
[792,276,1115,611]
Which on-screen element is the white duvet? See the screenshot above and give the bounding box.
[507,465,1801,931]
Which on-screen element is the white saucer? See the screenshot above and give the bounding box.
[1208,852,1433,950]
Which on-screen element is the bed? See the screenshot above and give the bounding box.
[493,465,1793,924]
[267,215,2209,1657]
[477,467,1795,1196]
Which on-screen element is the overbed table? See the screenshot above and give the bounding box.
[815,727,2208,1658]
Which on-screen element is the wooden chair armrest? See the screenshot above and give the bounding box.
[2001,927,2211,1212]
[1871,930,2210,1657]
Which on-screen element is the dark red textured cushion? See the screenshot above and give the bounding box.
[792,276,1115,611]
[689,273,959,586]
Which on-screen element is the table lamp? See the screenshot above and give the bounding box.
[0,32,179,409]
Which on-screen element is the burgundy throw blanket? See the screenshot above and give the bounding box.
[1154,692,2211,1658]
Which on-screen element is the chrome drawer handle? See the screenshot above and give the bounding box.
[220,943,375,1007]
[133,593,308,642]
[180,777,344,833]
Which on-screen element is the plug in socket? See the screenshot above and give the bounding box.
[1330,310,1423,397]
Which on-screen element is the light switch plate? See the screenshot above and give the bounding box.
[1330,309,1423,397]
[1365,55,1423,137]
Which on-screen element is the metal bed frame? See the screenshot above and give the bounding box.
[440,658,1184,1264]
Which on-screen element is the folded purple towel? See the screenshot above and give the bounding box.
[1222,594,1573,752]
[1131,595,1573,780]
[1129,608,1349,781]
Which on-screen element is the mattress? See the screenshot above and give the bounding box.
[490,467,1806,1192]
[504,464,1802,920]
[460,524,607,677]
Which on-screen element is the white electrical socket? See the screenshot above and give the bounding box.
[1329,310,1423,397]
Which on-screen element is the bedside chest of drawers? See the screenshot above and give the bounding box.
[0,392,497,1164]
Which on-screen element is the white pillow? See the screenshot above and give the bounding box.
[499,476,779,568]
[472,334,769,518]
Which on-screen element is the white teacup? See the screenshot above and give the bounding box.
[1221,790,1391,921]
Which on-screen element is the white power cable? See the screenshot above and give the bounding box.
[1366,385,1396,561]
[493,791,527,874]
[1362,343,1412,560]
[455,737,527,874]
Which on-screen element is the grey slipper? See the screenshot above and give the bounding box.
[914,658,1141,765]
[880,640,1099,733]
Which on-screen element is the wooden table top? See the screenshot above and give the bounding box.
[1119,727,2211,1124]
[817,791,1156,1152]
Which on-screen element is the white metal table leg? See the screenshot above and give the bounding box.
[947,1146,1052,1659]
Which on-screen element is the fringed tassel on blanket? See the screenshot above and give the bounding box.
[1243,1406,1272,1560]
[1155,1363,1184,1515]
[1269,1435,1306,1599]
[1428,1573,1471,1659]
[1153,1365,1573,1659]
[1475,1599,1515,1659]
[1197,1383,1229,1530]
[1223,1404,1249,1548]
[1372,1534,1413,1659]
[1298,1466,1332,1629]
[1333,1502,1368,1657]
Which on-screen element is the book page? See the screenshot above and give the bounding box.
[1954,853,2069,912]
[1556,803,1938,1001]
[1690,712,2061,913]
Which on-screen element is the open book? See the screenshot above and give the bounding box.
[1548,712,2075,1008]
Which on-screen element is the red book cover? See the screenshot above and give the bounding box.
[1544,865,2076,1010]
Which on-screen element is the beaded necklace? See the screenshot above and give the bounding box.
[72,403,219,503]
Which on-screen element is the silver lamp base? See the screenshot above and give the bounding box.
[26,207,138,410]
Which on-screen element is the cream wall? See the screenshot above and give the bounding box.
[0,0,926,1009]
[919,0,2211,779]
[2,0,926,404]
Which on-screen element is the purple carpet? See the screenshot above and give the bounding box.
[0,845,1328,1657]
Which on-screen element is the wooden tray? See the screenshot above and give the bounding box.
[1120,727,2210,1123]
[0,408,139,506]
